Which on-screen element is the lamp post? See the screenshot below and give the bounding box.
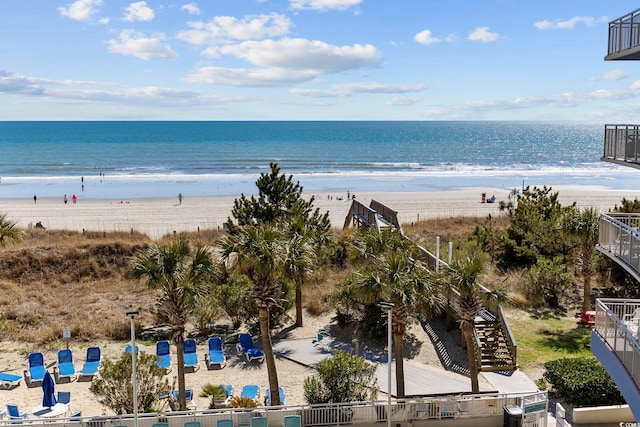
[126,311,139,427]
[378,301,394,427]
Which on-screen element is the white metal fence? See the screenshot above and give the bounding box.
[0,392,548,427]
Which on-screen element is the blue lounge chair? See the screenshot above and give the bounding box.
[250,417,267,427]
[171,388,196,410]
[26,352,46,387]
[7,404,29,422]
[205,337,226,370]
[56,349,76,383]
[184,422,201,427]
[152,423,168,427]
[283,415,301,427]
[236,333,265,363]
[69,412,82,422]
[183,339,199,371]
[240,384,260,403]
[79,347,101,381]
[156,341,172,372]
[0,372,22,390]
[125,345,139,354]
[265,386,285,406]
[216,420,233,427]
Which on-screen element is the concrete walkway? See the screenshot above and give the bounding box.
[273,336,538,397]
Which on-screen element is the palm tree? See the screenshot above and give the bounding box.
[219,224,284,406]
[126,239,213,411]
[563,207,600,310]
[344,228,444,398]
[446,255,485,393]
[0,212,21,247]
[284,219,317,327]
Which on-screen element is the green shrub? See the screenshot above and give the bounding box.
[542,357,625,407]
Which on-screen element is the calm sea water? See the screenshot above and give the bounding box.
[0,121,638,199]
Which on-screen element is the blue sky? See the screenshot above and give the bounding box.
[0,0,638,121]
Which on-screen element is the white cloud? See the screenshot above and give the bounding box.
[591,69,628,81]
[534,16,608,30]
[58,0,103,21]
[181,3,201,15]
[217,38,382,73]
[467,27,500,43]
[289,0,361,11]
[184,67,316,87]
[123,1,155,22]
[177,13,292,45]
[107,30,178,60]
[292,82,426,98]
[414,30,441,46]
[386,96,420,106]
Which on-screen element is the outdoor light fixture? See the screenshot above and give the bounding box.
[377,302,394,427]
[126,311,139,427]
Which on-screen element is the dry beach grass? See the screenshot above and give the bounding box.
[0,185,637,416]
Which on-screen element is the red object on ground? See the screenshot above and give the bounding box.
[578,310,596,328]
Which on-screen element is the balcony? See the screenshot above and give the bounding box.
[592,299,640,420]
[597,212,640,282]
[606,8,640,60]
[602,124,640,170]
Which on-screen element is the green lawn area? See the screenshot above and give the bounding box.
[507,309,593,376]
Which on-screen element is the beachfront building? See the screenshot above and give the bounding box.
[594,7,640,421]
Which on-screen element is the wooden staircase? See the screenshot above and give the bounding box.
[474,309,517,371]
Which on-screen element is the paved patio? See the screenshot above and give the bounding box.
[272,336,538,397]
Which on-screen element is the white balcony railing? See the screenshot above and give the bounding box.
[597,213,640,281]
[594,299,640,392]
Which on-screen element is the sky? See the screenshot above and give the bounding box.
[1,0,639,121]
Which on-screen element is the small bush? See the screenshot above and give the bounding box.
[542,357,625,407]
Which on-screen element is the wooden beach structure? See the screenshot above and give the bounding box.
[343,199,518,373]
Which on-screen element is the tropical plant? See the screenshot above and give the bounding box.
[126,239,214,410]
[200,383,229,409]
[335,228,444,398]
[303,350,378,404]
[0,212,21,247]
[445,255,485,393]
[229,395,259,408]
[220,224,285,406]
[90,352,172,414]
[225,162,332,328]
[563,207,600,310]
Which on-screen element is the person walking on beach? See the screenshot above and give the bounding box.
[71,194,77,204]
[63,194,68,204]
[33,194,37,204]
[178,193,183,205]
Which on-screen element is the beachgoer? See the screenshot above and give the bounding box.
[33,194,37,204]
[178,193,183,205]
[71,194,77,204]
[63,194,68,204]
[347,190,350,199]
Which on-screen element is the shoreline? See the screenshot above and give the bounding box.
[0,185,636,240]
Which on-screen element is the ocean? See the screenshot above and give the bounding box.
[0,121,638,200]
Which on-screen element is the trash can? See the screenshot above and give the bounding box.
[503,405,523,427]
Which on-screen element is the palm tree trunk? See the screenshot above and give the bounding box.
[295,281,303,327]
[175,339,186,410]
[393,332,405,398]
[259,307,281,406]
[583,275,592,311]
[462,323,479,393]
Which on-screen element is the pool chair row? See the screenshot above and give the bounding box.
[22,347,102,387]
[236,385,286,406]
[148,337,228,373]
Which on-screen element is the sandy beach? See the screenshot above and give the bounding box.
[0,185,637,240]
[0,183,636,418]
